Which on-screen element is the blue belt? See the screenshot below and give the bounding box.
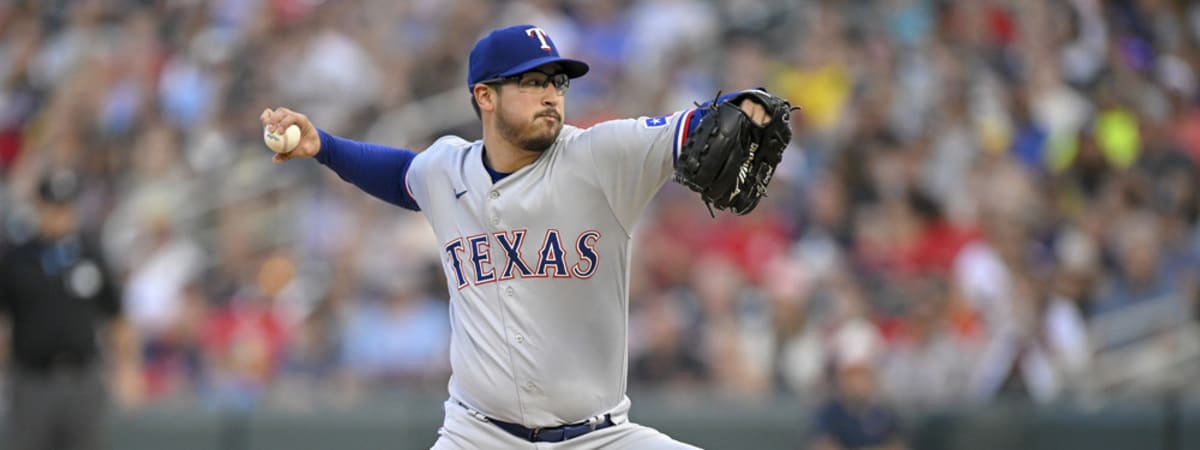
[456,401,615,443]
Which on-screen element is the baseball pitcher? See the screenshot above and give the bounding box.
[261,24,795,449]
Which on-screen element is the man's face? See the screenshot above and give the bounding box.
[491,71,567,152]
[837,365,877,404]
[37,201,77,239]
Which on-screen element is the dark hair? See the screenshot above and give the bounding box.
[37,168,82,204]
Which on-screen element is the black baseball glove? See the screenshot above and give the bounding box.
[674,90,797,216]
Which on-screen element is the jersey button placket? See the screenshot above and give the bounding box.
[487,190,502,226]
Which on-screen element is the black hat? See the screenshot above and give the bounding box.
[37,168,82,204]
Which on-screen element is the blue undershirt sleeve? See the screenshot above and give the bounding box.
[315,129,420,211]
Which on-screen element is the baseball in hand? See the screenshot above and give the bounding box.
[263,124,301,153]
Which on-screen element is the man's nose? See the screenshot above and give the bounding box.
[541,87,562,106]
[542,94,560,108]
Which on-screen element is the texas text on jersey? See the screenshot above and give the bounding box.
[442,229,602,288]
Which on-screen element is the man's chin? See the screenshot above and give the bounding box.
[520,128,561,152]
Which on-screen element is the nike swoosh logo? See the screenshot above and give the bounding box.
[455,190,468,199]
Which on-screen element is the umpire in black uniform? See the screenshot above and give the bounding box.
[0,169,141,450]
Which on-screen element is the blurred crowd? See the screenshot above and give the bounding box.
[1,0,1199,429]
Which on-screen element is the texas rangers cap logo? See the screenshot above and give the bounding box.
[526,27,553,52]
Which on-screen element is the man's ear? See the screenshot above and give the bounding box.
[474,84,497,113]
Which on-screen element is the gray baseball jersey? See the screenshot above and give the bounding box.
[404,109,697,427]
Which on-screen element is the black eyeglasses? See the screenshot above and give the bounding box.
[483,72,570,95]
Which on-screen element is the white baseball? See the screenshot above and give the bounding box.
[264,124,301,154]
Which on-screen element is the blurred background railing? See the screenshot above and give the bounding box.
[0,393,1186,450]
[3,0,1200,448]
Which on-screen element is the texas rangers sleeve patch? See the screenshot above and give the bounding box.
[643,115,670,128]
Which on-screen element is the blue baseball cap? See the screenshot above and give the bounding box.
[467,24,589,91]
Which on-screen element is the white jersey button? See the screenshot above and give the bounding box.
[523,381,536,392]
[515,334,525,343]
[505,287,514,296]
[490,216,500,225]
[489,190,500,199]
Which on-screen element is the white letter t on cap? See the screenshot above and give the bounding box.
[526,27,552,51]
